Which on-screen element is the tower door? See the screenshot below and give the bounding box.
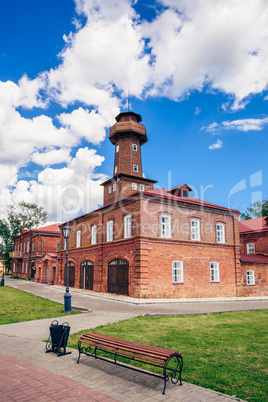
[108,258,129,296]
[80,260,94,290]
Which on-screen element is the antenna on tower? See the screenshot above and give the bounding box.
[127,89,130,112]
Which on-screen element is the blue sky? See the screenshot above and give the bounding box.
[0,0,267,223]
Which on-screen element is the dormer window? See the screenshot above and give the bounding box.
[182,190,188,197]
[133,144,137,151]
[133,165,138,172]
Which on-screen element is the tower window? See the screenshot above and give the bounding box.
[113,183,116,191]
[109,186,112,194]
[133,165,138,172]
[132,183,137,190]
[124,215,132,238]
[116,145,119,153]
[133,144,137,151]
[115,166,118,174]
[140,184,145,191]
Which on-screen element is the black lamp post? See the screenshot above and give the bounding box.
[1,244,6,287]
[62,226,72,314]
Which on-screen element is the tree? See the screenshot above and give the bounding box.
[240,199,268,220]
[0,202,48,273]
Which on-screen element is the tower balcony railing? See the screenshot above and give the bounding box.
[9,251,23,259]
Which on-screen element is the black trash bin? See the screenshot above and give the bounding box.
[46,320,71,357]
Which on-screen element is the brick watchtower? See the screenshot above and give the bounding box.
[102,111,157,206]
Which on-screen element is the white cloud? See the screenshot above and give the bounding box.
[202,117,268,133]
[209,139,223,150]
[31,148,71,166]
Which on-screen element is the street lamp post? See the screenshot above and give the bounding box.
[62,226,72,314]
[1,244,6,287]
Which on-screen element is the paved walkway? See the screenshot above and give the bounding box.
[1,278,265,401]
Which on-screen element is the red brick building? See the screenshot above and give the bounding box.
[58,111,243,299]
[10,224,60,284]
[239,217,268,296]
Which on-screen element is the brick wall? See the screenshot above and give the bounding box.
[237,262,268,296]
[240,231,268,255]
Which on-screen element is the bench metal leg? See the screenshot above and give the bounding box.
[163,354,183,395]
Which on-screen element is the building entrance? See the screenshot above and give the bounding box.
[108,258,129,295]
[80,260,94,290]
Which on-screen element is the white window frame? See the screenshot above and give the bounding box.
[32,242,35,252]
[140,184,145,191]
[124,215,131,239]
[91,225,97,245]
[247,243,255,254]
[23,242,26,253]
[109,186,112,194]
[107,220,113,242]
[13,262,16,273]
[113,183,116,192]
[172,261,183,283]
[246,270,255,285]
[116,145,119,153]
[210,262,220,282]
[133,165,138,172]
[191,219,200,241]
[25,262,28,274]
[161,215,171,238]
[115,166,118,174]
[216,223,225,243]
[27,241,29,253]
[132,183,137,190]
[133,144,137,151]
[76,230,81,248]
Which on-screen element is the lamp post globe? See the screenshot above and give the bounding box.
[1,244,6,287]
[63,226,72,314]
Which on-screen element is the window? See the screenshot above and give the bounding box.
[25,262,28,274]
[133,165,138,172]
[107,220,113,242]
[27,241,29,253]
[115,166,118,174]
[247,270,255,285]
[216,223,225,243]
[116,145,119,153]
[23,242,26,253]
[91,226,97,245]
[32,242,35,252]
[210,262,220,282]
[132,183,137,190]
[140,184,145,191]
[247,243,255,254]
[161,215,171,238]
[191,219,200,241]
[182,190,187,197]
[133,144,137,151]
[109,186,112,194]
[172,261,183,283]
[124,215,131,238]
[113,183,116,192]
[22,262,24,273]
[13,263,15,273]
[76,230,81,247]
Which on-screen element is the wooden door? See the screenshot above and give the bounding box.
[108,259,129,295]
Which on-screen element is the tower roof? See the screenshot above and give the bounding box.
[109,111,147,145]
[115,111,142,123]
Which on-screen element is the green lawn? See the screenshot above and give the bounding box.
[68,310,268,401]
[0,286,82,324]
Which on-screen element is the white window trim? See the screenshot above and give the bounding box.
[133,144,137,151]
[124,215,131,239]
[216,223,225,243]
[247,243,255,254]
[161,215,171,238]
[113,183,116,191]
[172,261,183,283]
[107,220,113,242]
[116,145,119,153]
[91,225,97,245]
[191,219,200,241]
[133,165,138,172]
[246,270,255,285]
[109,186,112,194]
[210,262,220,282]
[25,262,28,274]
[13,262,16,273]
[76,230,81,248]
[27,241,29,253]
[132,183,137,190]
[115,166,118,174]
[140,184,145,191]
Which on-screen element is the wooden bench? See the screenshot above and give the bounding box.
[77,332,183,395]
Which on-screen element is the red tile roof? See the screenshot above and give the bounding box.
[32,223,61,234]
[240,253,268,263]
[142,188,239,213]
[239,216,268,234]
